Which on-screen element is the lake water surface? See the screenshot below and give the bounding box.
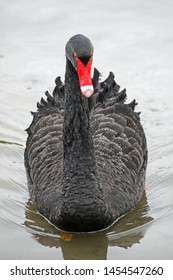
[0,0,173,259]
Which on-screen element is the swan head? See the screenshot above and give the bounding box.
[65,34,94,98]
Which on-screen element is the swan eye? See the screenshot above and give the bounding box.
[74,53,78,59]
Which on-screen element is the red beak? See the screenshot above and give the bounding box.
[75,56,94,98]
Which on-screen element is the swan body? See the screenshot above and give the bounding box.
[24,34,147,232]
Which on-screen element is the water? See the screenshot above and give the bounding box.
[0,0,173,260]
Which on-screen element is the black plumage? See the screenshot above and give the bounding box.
[24,34,147,232]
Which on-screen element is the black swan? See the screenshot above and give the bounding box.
[24,34,148,232]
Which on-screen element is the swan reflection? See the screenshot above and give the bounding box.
[24,192,152,260]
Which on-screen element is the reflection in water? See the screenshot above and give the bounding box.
[0,140,23,146]
[24,193,153,260]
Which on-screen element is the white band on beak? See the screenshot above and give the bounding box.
[80,85,94,98]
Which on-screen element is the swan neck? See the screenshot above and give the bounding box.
[63,59,94,161]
